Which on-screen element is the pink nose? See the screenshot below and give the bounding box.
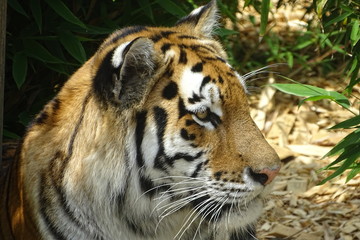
[259,167,280,185]
[249,166,281,185]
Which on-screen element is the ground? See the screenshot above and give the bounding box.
[251,78,360,239]
[230,1,360,239]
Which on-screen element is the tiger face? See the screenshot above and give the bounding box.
[4,1,280,240]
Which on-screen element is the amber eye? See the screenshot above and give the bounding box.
[195,109,209,120]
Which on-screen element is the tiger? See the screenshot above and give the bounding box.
[0,1,281,239]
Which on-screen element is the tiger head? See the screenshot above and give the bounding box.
[89,0,280,237]
[16,0,281,239]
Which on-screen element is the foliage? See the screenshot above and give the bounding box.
[5,0,206,138]
[270,0,360,183]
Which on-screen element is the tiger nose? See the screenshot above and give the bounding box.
[249,166,280,185]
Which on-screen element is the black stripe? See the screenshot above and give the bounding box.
[188,93,202,104]
[52,98,61,112]
[135,111,147,169]
[191,62,203,72]
[166,151,203,166]
[191,162,203,178]
[139,175,155,197]
[179,49,188,64]
[153,107,168,171]
[178,35,199,40]
[200,76,211,91]
[108,26,147,45]
[178,98,188,119]
[218,76,224,84]
[150,31,177,43]
[161,43,172,53]
[93,50,116,104]
[34,110,49,125]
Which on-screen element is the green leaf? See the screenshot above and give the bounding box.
[137,0,154,23]
[259,0,270,36]
[3,129,21,139]
[324,128,360,157]
[293,40,314,50]
[24,40,64,64]
[286,52,294,68]
[58,31,87,63]
[12,53,28,89]
[323,11,352,28]
[215,28,239,37]
[8,0,29,18]
[156,0,187,18]
[323,143,360,169]
[351,19,360,47]
[30,0,42,32]
[346,166,360,182]
[271,83,350,109]
[319,150,360,184]
[44,0,86,29]
[330,115,360,129]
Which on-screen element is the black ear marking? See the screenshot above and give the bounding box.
[93,38,159,109]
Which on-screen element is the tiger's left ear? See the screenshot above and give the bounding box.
[175,0,219,38]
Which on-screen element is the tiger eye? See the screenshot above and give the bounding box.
[195,109,208,120]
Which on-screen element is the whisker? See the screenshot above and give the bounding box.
[174,196,214,240]
[155,190,210,235]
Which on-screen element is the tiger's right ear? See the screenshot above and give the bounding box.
[93,38,158,109]
[175,0,218,38]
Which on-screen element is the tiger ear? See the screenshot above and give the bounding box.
[175,0,219,38]
[93,38,158,109]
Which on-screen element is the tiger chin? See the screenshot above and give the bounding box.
[0,1,281,239]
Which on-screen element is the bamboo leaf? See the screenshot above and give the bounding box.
[324,129,360,157]
[346,165,360,182]
[260,0,270,36]
[324,11,352,27]
[24,40,65,64]
[30,0,42,32]
[137,0,154,23]
[44,0,86,29]
[271,83,350,109]
[351,19,360,47]
[156,0,186,18]
[319,151,360,184]
[8,0,29,18]
[58,31,87,63]
[12,53,28,89]
[330,115,360,129]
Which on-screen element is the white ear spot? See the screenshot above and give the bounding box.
[190,6,204,16]
[165,49,176,62]
[112,41,131,68]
